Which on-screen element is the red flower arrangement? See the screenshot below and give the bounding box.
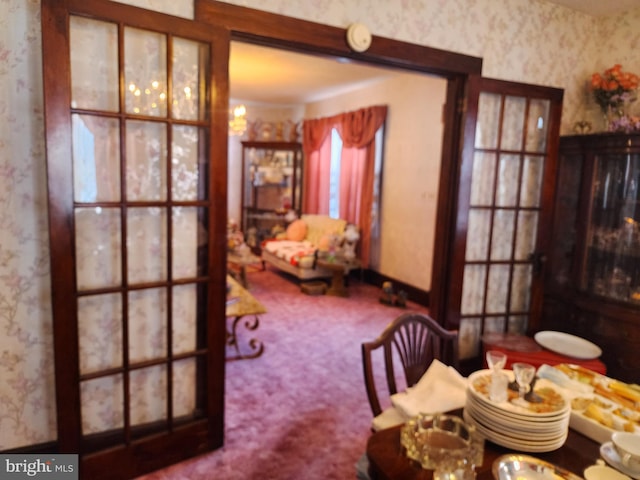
[591,64,639,113]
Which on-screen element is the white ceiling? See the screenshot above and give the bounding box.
[229,0,640,105]
[229,42,398,105]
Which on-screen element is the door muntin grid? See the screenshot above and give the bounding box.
[70,16,211,440]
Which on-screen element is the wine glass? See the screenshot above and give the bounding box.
[486,350,507,371]
[486,350,508,402]
[512,362,536,406]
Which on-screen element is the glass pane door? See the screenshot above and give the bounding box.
[451,78,563,362]
[42,0,227,475]
[70,15,210,442]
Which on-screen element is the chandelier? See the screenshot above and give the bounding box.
[229,104,247,136]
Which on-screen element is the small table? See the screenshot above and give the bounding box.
[366,411,601,479]
[315,258,361,297]
[227,250,263,289]
[226,275,267,361]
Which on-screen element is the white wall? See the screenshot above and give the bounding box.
[305,73,447,290]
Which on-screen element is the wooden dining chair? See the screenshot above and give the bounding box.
[361,312,459,425]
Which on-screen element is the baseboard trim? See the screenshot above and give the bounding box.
[355,269,430,308]
[1,441,58,454]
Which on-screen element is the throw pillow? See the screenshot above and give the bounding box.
[286,219,307,242]
[317,233,332,251]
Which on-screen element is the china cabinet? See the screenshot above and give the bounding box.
[241,141,303,251]
[542,132,640,382]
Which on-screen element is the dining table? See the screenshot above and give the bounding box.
[366,408,602,479]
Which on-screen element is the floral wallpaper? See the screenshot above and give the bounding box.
[2,0,640,450]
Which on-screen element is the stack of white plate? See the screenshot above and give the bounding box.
[464,369,571,453]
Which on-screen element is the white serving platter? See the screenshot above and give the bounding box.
[534,331,602,359]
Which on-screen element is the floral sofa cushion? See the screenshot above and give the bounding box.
[262,214,348,270]
[262,240,317,268]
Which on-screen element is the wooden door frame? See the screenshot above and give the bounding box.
[195,0,483,324]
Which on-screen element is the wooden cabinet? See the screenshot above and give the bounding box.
[240,141,303,251]
[543,133,640,382]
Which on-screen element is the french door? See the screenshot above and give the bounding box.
[41,0,228,477]
[443,76,563,366]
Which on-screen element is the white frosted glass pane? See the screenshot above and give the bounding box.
[128,288,167,363]
[525,99,550,153]
[501,96,526,150]
[126,120,167,201]
[466,209,491,261]
[510,265,532,312]
[484,317,506,334]
[520,155,544,208]
[486,265,510,314]
[475,93,500,149]
[173,358,197,418]
[75,207,122,291]
[172,37,205,121]
[470,152,496,206]
[461,265,486,315]
[78,294,122,374]
[508,315,528,334]
[125,28,167,117]
[70,17,118,111]
[515,211,538,260]
[173,285,197,354]
[81,375,123,434]
[73,115,121,202]
[172,207,199,279]
[172,125,201,201]
[491,210,514,261]
[496,154,520,207]
[459,318,481,360]
[130,366,167,425]
[127,207,167,284]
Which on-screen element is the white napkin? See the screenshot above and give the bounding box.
[390,359,468,419]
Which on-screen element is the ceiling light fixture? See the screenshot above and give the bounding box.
[229,104,247,136]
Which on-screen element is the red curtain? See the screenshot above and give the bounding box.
[302,105,387,266]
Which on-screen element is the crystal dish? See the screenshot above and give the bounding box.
[492,454,582,479]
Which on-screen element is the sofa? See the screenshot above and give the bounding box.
[261,214,349,280]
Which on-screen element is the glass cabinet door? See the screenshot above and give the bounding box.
[584,152,640,303]
[241,141,302,250]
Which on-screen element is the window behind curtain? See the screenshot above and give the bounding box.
[329,128,342,218]
[328,125,385,263]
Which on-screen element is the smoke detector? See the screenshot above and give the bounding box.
[346,23,372,53]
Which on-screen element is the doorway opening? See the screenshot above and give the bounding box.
[228,40,449,295]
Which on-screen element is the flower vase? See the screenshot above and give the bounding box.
[603,104,620,131]
[603,98,638,132]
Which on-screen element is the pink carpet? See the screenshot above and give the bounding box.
[136,267,428,479]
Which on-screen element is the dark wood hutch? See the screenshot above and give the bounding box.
[543,132,640,383]
[240,141,303,251]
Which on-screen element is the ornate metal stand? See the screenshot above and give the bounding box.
[226,314,264,361]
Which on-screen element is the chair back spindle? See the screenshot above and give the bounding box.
[362,312,459,417]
